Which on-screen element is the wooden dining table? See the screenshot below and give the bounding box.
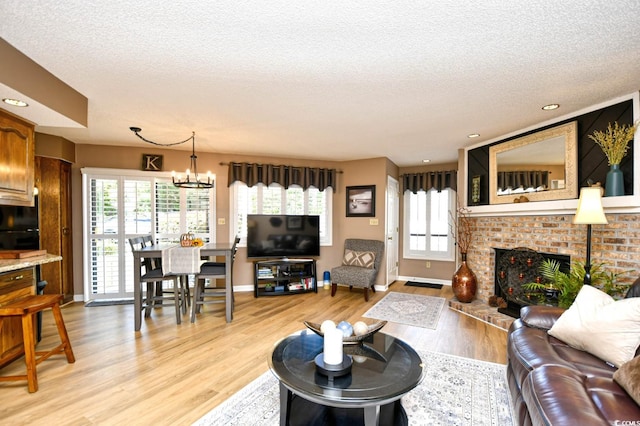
[131,241,235,331]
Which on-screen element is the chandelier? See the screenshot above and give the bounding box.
[129,127,213,189]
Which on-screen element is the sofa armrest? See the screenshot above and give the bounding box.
[519,305,566,331]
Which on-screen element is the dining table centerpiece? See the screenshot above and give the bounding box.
[588,121,638,196]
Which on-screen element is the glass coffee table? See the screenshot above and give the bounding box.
[269,330,424,426]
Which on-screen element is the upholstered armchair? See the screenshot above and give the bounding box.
[331,238,385,301]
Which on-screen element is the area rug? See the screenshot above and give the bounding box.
[193,350,513,426]
[362,292,445,329]
[405,281,444,289]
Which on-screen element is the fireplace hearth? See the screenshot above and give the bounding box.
[493,247,570,318]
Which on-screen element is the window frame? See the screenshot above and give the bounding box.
[403,188,456,261]
[229,182,333,247]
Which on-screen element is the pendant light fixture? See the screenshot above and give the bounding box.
[130,127,213,189]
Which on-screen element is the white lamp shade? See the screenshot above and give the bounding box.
[573,187,608,225]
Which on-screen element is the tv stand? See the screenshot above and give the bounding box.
[254,259,317,297]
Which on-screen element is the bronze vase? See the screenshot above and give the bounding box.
[452,253,477,303]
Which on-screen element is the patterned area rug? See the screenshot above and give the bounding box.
[363,292,446,329]
[193,350,513,425]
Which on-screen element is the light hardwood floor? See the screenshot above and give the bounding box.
[0,283,507,425]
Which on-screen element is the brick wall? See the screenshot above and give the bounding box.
[466,213,640,302]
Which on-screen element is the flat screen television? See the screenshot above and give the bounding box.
[246,214,320,259]
[0,198,39,232]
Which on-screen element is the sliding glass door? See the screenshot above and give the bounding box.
[82,168,215,301]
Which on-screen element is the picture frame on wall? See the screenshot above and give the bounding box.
[346,185,376,217]
[471,175,481,205]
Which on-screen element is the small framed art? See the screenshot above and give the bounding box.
[346,185,376,217]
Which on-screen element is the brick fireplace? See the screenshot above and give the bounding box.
[450,212,640,324]
[493,247,570,317]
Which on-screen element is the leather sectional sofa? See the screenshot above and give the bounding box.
[507,283,640,425]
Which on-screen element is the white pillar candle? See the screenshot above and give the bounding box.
[323,327,343,365]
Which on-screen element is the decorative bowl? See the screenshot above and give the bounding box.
[303,320,387,344]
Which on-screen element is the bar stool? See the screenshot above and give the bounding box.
[0,294,75,392]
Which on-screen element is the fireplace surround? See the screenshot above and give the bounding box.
[493,247,570,317]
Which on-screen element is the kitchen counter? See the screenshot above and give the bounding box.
[0,254,63,274]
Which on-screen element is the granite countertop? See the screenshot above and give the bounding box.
[0,254,63,274]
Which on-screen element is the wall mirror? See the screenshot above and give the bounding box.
[489,121,578,204]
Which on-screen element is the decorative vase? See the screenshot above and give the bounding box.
[452,253,477,303]
[605,164,624,197]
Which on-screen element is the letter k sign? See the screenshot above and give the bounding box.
[142,154,163,171]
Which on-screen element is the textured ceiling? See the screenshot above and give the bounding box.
[1,1,640,166]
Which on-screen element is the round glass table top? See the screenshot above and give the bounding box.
[269,330,424,405]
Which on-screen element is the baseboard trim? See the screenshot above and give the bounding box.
[397,276,451,286]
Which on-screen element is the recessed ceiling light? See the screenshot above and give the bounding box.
[2,98,28,107]
[422,159,431,163]
[467,133,480,138]
[542,104,559,111]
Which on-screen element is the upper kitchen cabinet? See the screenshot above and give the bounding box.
[0,109,35,206]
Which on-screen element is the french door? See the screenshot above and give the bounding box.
[81,168,215,301]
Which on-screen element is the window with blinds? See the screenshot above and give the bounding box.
[82,169,215,300]
[230,182,332,246]
[403,188,455,260]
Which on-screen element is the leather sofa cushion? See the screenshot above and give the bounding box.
[519,305,564,330]
[523,365,640,425]
[508,322,616,388]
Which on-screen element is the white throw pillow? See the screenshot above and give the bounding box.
[548,285,640,367]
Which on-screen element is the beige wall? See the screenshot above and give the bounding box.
[69,144,398,296]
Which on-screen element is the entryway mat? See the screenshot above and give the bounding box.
[85,300,134,307]
[405,281,443,289]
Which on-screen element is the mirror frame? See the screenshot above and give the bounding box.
[489,121,578,204]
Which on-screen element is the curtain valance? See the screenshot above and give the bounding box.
[497,170,549,192]
[227,162,337,191]
[402,170,457,194]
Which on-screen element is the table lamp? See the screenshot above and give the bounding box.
[573,187,608,285]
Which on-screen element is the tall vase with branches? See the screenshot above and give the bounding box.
[451,205,477,303]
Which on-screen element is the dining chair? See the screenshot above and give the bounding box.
[128,235,186,325]
[190,236,240,322]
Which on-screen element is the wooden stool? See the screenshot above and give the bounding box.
[0,294,75,392]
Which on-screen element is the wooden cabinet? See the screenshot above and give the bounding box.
[0,109,35,206]
[0,267,35,368]
[35,157,74,303]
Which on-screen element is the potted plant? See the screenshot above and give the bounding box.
[524,259,631,308]
[588,121,638,196]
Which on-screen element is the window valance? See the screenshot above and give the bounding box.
[402,170,457,194]
[497,170,549,192]
[227,162,337,191]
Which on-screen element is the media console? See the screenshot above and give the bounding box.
[254,258,317,297]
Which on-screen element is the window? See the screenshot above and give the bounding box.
[230,182,332,245]
[403,188,455,260]
[82,168,215,300]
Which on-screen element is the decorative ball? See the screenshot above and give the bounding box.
[337,321,353,338]
[320,320,336,334]
[353,321,369,336]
